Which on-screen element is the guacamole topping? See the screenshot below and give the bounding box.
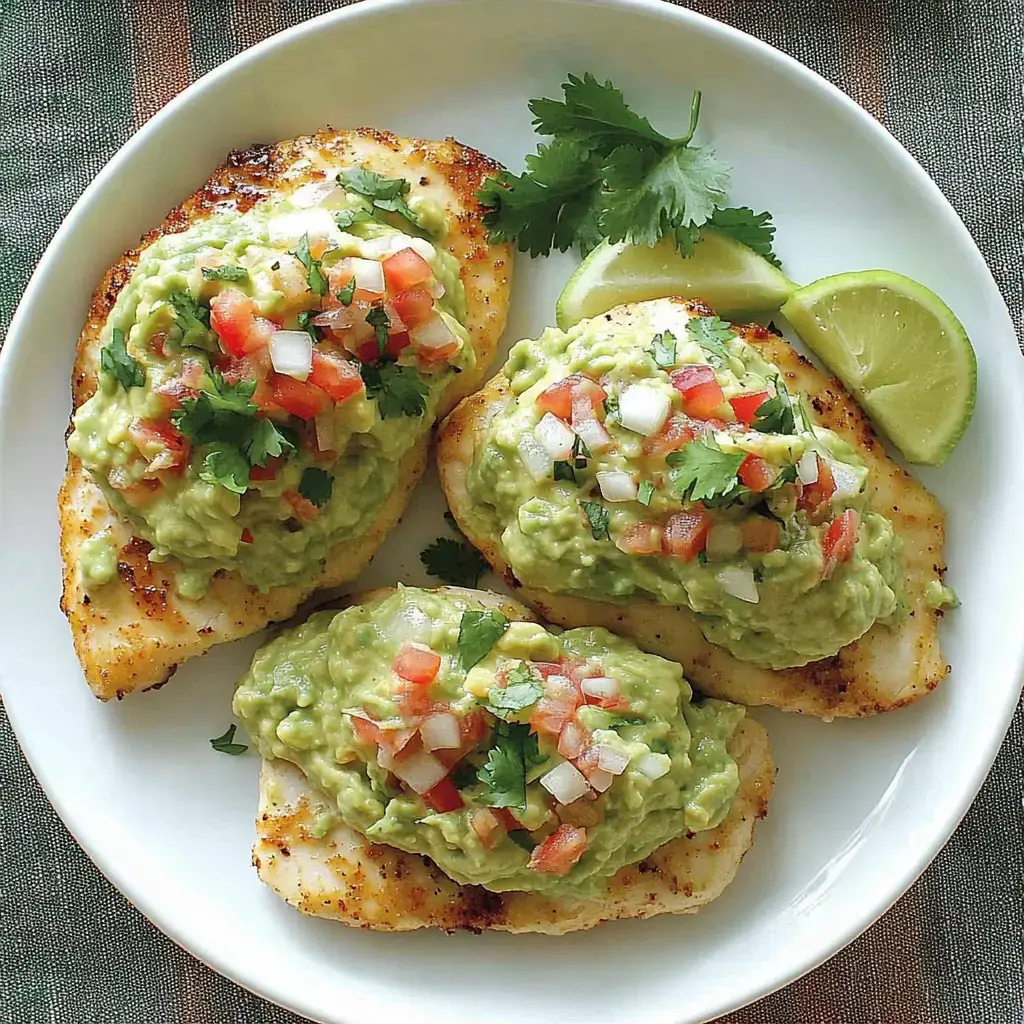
[233,587,743,897]
[68,171,471,597]
[464,300,906,669]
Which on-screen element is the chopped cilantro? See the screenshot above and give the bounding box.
[246,417,295,467]
[210,724,248,755]
[337,167,418,226]
[666,439,745,503]
[168,291,215,349]
[707,206,781,267]
[697,550,708,566]
[99,328,145,390]
[420,537,488,588]
[199,444,250,494]
[579,500,610,540]
[651,329,677,368]
[686,316,734,368]
[572,433,591,468]
[602,712,645,728]
[290,232,328,297]
[359,360,429,419]
[270,260,281,271]
[365,305,391,355]
[506,829,536,852]
[457,609,509,671]
[336,277,356,306]
[298,467,333,507]
[637,479,655,506]
[201,265,249,282]
[476,721,543,810]
[333,208,374,231]
[484,664,544,721]
[603,394,620,421]
[553,460,576,482]
[296,310,319,344]
[752,376,797,435]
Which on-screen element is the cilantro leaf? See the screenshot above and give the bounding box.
[651,330,677,368]
[457,609,509,671]
[637,479,655,506]
[666,439,745,503]
[708,207,781,267]
[296,310,321,344]
[572,433,591,468]
[210,724,248,755]
[553,460,576,482]
[579,500,610,540]
[201,265,249,282]
[484,663,544,721]
[199,444,250,494]
[420,537,488,588]
[686,315,734,368]
[291,233,328,297]
[336,278,356,306]
[752,376,797,435]
[359,361,429,419]
[333,208,374,231]
[100,328,145,390]
[444,510,461,533]
[168,291,216,349]
[477,721,542,810]
[372,194,418,224]
[604,394,620,421]
[298,467,333,507]
[602,712,645,728]
[338,167,410,201]
[365,305,390,355]
[245,416,295,466]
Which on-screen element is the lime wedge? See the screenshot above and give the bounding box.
[555,230,797,330]
[781,270,976,465]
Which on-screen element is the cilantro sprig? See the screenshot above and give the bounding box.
[167,291,216,350]
[752,375,797,435]
[686,316,734,368]
[477,73,779,261]
[291,232,328,297]
[420,514,488,588]
[579,500,611,540]
[651,330,677,368]
[457,609,509,670]
[337,167,417,226]
[476,721,544,810]
[100,328,145,390]
[484,663,544,721]
[667,439,745,504]
[359,360,429,419]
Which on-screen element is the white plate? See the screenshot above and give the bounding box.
[1,1,1021,1022]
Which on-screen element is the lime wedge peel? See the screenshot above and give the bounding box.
[555,230,797,331]
[781,270,977,466]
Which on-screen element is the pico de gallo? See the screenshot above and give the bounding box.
[69,169,473,597]
[464,297,906,669]
[232,587,744,897]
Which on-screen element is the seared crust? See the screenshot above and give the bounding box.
[252,587,774,933]
[60,128,513,699]
[437,300,950,718]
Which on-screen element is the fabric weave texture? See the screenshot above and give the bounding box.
[0,1,1021,1021]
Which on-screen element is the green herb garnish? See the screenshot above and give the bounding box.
[666,439,745,503]
[420,537,488,588]
[484,663,544,721]
[291,232,328,297]
[579,500,611,540]
[201,265,249,282]
[210,724,248,755]
[457,609,509,670]
[686,316,734,368]
[476,721,544,810]
[365,305,391,354]
[651,330,677,368]
[336,277,356,306]
[298,467,333,507]
[637,480,655,506]
[752,375,797,435]
[337,167,417,225]
[359,360,429,419]
[99,328,145,390]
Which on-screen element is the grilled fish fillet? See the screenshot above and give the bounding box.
[251,588,774,934]
[437,301,950,719]
[59,128,513,700]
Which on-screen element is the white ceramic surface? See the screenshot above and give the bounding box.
[1,2,1022,1022]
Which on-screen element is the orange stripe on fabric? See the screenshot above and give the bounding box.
[125,0,192,129]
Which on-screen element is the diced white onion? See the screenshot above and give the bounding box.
[358,235,404,259]
[383,604,431,645]
[581,676,619,701]
[636,752,671,780]
[289,181,344,208]
[540,761,591,805]
[518,432,553,482]
[534,412,576,460]
[796,450,819,484]
[269,330,312,380]
[377,745,395,770]
[596,745,630,775]
[405,236,437,262]
[267,208,342,248]
[587,768,614,793]
[428,279,446,300]
[315,412,335,452]
[410,314,456,352]
[342,256,386,295]
[420,713,461,751]
[596,470,637,502]
[391,750,448,794]
[311,306,358,329]
[706,524,743,559]
[716,565,760,604]
[557,720,587,759]
[573,416,611,452]
[826,456,863,498]
[618,384,671,436]
[544,675,576,701]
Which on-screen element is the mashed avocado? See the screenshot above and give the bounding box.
[233,587,743,897]
[68,174,470,597]
[464,302,906,668]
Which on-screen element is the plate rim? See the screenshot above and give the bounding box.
[1,1,1022,1022]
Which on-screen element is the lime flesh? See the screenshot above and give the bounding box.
[782,270,976,465]
[555,230,797,330]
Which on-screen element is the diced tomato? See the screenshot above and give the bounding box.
[270,373,331,419]
[557,719,589,759]
[149,332,168,357]
[822,508,860,579]
[458,709,488,751]
[738,454,778,493]
[662,507,711,561]
[210,288,276,357]
[284,489,319,522]
[572,375,608,407]
[532,662,566,680]
[470,808,502,847]
[528,824,588,876]
[128,417,190,474]
[536,373,604,421]
[393,642,441,685]
[642,415,694,458]
[248,456,283,481]
[240,528,254,544]
[390,286,435,328]
[531,698,576,738]
[741,516,781,553]
[423,777,463,813]
[615,521,664,555]
[494,808,522,832]
[386,330,412,358]
[351,715,381,747]
[308,350,364,403]
[670,365,725,419]
[798,455,836,522]
[729,390,771,426]
[382,248,433,292]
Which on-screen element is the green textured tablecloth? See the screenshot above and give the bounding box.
[1,1,1021,1021]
